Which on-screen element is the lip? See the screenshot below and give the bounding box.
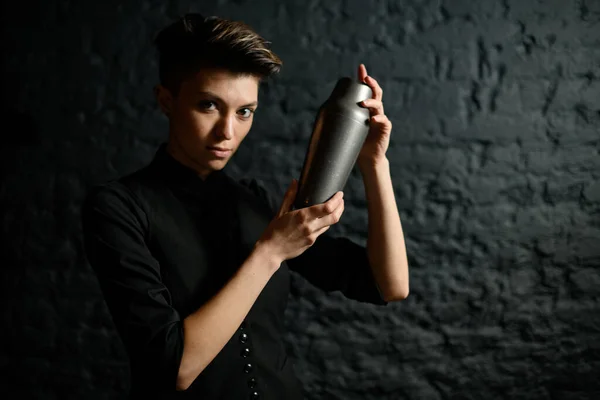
[207,146,233,158]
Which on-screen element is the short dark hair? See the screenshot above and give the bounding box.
[154,13,283,94]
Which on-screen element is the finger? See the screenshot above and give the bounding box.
[312,196,345,231]
[371,113,391,125]
[358,64,368,83]
[361,98,384,116]
[318,198,345,231]
[312,224,331,239]
[299,191,343,223]
[365,75,383,101]
[370,114,393,133]
[277,179,298,217]
[308,191,344,219]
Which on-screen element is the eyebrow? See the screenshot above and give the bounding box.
[197,91,258,108]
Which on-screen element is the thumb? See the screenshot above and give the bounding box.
[277,179,298,217]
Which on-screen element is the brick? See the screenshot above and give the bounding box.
[415,19,521,48]
[502,48,600,79]
[445,114,548,144]
[442,0,508,19]
[584,181,600,202]
[507,0,583,21]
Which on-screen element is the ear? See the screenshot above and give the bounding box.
[154,84,173,117]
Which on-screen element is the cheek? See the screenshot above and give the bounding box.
[176,110,211,135]
[189,112,210,132]
[236,123,252,142]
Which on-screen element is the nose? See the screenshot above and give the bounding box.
[215,114,235,141]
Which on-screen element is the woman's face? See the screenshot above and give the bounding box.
[156,67,260,179]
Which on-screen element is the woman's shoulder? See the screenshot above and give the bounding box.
[235,176,279,216]
[82,164,170,227]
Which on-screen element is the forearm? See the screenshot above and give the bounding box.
[177,241,280,390]
[359,157,409,301]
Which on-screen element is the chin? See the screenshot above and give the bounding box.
[207,160,227,169]
[207,155,232,168]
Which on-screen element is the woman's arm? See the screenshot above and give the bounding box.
[359,157,410,301]
[179,179,348,389]
[356,64,410,301]
[176,242,278,390]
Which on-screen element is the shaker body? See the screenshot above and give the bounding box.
[294,77,372,209]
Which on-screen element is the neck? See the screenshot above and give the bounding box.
[166,137,212,181]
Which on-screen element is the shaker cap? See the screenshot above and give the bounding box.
[328,77,373,104]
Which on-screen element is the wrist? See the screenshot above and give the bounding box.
[252,239,282,272]
[358,156,389,174]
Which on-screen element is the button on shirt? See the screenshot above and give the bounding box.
[81,143,388,399]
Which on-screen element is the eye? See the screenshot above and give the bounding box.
[198,100,217,111]
[238,108,255,119]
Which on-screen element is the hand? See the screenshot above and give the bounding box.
[257,179,345,263]
[357,63,392,167]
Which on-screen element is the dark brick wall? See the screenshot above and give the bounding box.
[2,0,599,399]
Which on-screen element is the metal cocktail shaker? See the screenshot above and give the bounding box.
[293,77,373,209]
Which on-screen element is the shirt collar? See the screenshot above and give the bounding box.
[149,142,229,195]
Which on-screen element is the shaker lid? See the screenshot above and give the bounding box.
[328,77,373,104]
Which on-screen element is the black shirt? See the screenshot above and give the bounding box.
[81,143,387,399]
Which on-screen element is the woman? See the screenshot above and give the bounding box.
[81,13,409,399]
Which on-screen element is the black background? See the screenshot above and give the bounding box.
[2,0,599,399]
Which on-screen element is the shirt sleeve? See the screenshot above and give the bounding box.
[81,182,184,392]
[240,178,388,306]
[287,233,388,306]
